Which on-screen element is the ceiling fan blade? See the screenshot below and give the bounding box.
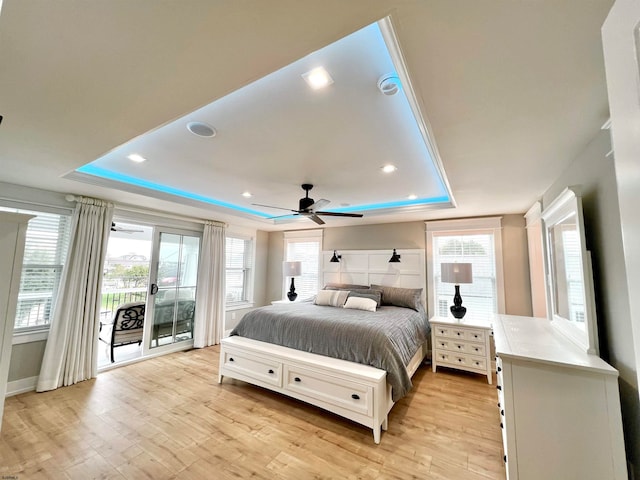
[309,214,325,225]
[309,199,330,210]
[315,211,364,218]
[252,203,297,213]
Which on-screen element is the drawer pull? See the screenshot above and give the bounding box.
[497,366,502,372]
[456,332,461,336]
[457,345,462,349]
[439,330,445,335]
[440,343,445,347]
[497,385,502,391]
[474,334,479,338]
[504,455,507,463]
[497,402,501,408]
[474,361,480,366]
[501,409,504,416]
[229,357,234,362]
[458,358,462,362]
[474,347,479,352]
[500,422,504,429]
[268,369,274,374]
[351,394,360,400]
[294,377,301,382]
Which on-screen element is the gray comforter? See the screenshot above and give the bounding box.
[230,300,430,401]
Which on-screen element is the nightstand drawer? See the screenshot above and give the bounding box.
[435,339,486,356]
[433,326,487,343]
[435,351,487,371]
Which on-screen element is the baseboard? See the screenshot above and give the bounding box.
[6,376,38,397]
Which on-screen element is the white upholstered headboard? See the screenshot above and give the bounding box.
[321,249,426,307]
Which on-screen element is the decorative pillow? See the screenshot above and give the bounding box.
[314,289,350,307]
[343,296,377,312]
[324,282,370,291]
[348,289,382,308]
[370,284,423,311]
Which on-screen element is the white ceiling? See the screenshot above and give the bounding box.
[0,1,614,231]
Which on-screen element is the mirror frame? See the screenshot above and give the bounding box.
[541,187,599,354]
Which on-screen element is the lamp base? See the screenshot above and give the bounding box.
[287,277,298,302]
[450,284,466,319]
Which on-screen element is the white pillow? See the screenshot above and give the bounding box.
[314,289,349,307]
[343,296,377,312]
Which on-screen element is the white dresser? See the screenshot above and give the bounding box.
[430,315,493,384]
[492,314,627,480]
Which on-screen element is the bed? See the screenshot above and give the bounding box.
[218,250,429,443]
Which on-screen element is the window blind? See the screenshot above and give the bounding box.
[13,211,71,329]
[285,239,320,301]
[225,236,252,304]
[433,233,497,322]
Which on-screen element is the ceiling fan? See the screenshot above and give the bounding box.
[253,184,364,225]
[111,222,143,234]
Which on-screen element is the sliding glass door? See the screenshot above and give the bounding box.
[147,229,201,350]
[99,222,201,367]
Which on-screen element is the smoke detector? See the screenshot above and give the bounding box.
[377,74,400,96]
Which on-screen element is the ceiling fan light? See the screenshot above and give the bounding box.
[381,164,397,173]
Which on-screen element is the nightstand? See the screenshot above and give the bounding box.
[430,315,493,384]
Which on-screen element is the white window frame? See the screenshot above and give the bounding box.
[225,228,256,311]
[425,217,505,318]
[283,229,323,301]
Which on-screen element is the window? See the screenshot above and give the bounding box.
[225,235,253,306]
[0,208,72,330]
[283,229,322,301]
[426,218,504,321]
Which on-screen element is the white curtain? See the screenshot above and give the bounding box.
[37,197,113,392]
[194,222,226,347]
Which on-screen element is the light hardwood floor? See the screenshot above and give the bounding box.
[1,346,506,479]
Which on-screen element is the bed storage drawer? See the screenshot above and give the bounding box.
[284,365,373,417]
[221,349,282,387]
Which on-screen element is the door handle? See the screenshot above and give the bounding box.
[150,284,158,295]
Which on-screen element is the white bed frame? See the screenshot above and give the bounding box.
[218,249,427,443]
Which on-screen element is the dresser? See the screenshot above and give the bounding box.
[492,314,627,480]
[430,315,493,384]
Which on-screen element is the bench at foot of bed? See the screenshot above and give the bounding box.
[218,335,392,444]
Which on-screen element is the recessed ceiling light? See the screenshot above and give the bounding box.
[381,164,397,173]
[187,121,216,138]
[242,191,252,198]
[408,194,418,200]
[301,67,334,90]
[127,153,147,163]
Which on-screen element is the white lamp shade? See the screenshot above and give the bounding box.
[283,261,302,277]
[441,262,473,284]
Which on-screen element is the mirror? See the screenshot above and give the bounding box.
[542,187,599,354]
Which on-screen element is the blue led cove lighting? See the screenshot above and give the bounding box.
[75,164,272,218]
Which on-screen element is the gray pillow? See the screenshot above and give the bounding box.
[348,289,382,308]
[370,284,423,311]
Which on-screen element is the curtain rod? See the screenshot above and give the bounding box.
[65,194,227,228]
